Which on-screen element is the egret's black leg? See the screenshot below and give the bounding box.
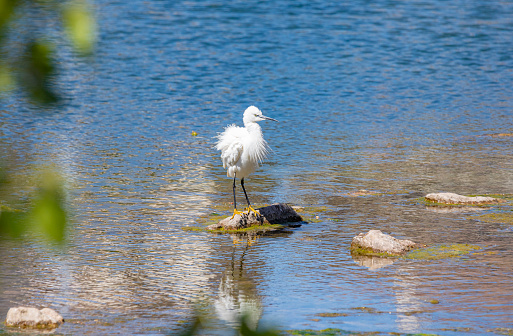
[233,174,237,210]
[241,178,251,207]
[231,174,243,218]
[241,178,260,216]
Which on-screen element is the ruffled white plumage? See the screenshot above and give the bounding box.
[215,123,269,178]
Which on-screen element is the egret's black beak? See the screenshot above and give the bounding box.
[262,115,278,122]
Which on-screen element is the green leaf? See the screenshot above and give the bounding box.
[239,314,281,336]
[0,207,26,238]
[28,170,67,243]
[62,0,96,55]
[176,315,202,336]
[0,62,15,92]
[0,0,18,33]
[21,39,59,104]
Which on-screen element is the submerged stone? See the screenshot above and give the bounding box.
[425,206,487,213]
[6,307,64,329]
[484,133,513,137]
[473,212,513,225]
[314,312,348,317]
[342,189,381,197]
[404,244,481,260]
[350,306,382,314]
[425,192,503,205]
[351,230,417,256]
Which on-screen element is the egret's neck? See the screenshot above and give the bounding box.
[244,122,262,135]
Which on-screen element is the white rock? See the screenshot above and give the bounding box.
[425,192,502,205]
[40,308,64,325]
[351,229,416,255]
[6,307,64,329]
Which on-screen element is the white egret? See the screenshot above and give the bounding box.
[216,106,278,218]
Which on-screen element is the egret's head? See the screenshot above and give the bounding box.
[243,106,278,125]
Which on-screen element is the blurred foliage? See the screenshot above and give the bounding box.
[63,0,96,55]
[21,39,59,104]
[176,313,281,336]
[0,164,68,244]
[0,0,96,105]
[28,169,68,242]
[0,0,94,242]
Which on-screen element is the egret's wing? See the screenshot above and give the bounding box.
[215,125,245,169]
[221,142,243,169]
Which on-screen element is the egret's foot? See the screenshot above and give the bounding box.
[231,209,244,219]
[247,205,260,216]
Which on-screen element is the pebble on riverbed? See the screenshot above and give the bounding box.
[6,307,64,329]
[425,192,503,205]
[351,230,417,256]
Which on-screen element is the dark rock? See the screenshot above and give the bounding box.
[257,203,303,224]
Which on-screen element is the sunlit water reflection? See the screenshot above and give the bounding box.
[1,0,513,335]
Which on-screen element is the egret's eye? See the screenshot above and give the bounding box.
[254,114,259,117]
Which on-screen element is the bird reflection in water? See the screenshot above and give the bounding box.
[214,237,263,331]
[231,233,259,246]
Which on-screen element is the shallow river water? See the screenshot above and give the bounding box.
[1,1,513,335]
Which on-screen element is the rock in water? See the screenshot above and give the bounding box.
[257,203,303,224]
[210,210,264,231]
[208,203,303,231]
[5,307,64,329]
[351,230,416,256]
[425,192,503,205]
